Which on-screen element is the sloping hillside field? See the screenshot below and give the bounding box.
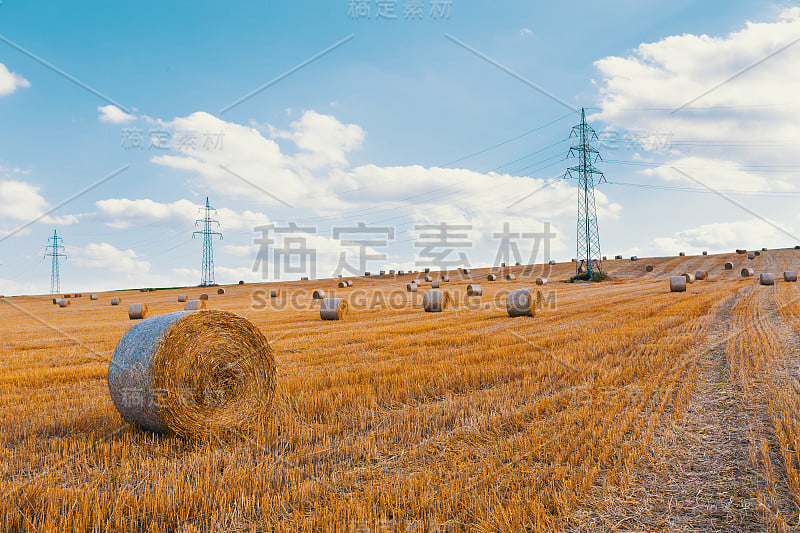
[2,250,800,531]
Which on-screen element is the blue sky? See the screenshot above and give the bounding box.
[1,0,799,294]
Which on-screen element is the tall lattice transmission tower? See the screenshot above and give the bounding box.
[566,108,606,276]
[44,230,66,294]
[193,197,222,286]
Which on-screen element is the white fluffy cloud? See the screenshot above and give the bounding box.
[0,180,79,233]
[72,242,151,275]
[98,105,136,123]
[95,198,272,231]
[0,63,29,96]
[650,218,797,255]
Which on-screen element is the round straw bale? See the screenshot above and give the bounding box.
[312,289,325,299]
[762,247,768,251]
[515,262,521,266]
[535,277,547,285]
[424,268,431,274]
[108,310,275,437]
[431,281,440,289]
[630,256,638,261]
[736,249,746,254]
[784,271,797,282]
[548,260,556,265]
[320,298,349,320]
[506,274,516,280]
[500,263,506,267]
[441,275,450,283]
[111,297,122,306]
[380,270,386,275]
[389,270,395,274]
[407,283,418,292]
[602,256,607,261]
[52,297,59,305]
[217,288,225,295]
[63,294,72,298]
[695,270,708,280]
[679,252,685,257]
[670,276,686,292]
[346,280,353,287]
[466,284,482,296]
[741,267,755,277]
[760,272,775,286]
[615,255,623,260]
[462,268,471,274]
[682,273,696,283]
[703,251,708,255]
[506,288,542,318]
[364,272,370,276]
[754,251,761,257]
[270,289,279,298]
[184,300,206,310]
[75,293,83,297]
[58,299,70,308]
[90,294,99,301]
[238,280,245,285]
[795,246,800,250]
[398,270,404,275]
[645,265,654,272]
[178,295,187,303]
[199,294,209,300]
[724,262,733,270]
[301,276,309,281]
[487,274,497,281]
[423,290,450,312]
[338,281,348,288]
[128,303,148,320]
[424,275,433,282]
[747,253,755,259]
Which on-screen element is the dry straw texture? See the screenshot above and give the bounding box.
[506,288,542,317]
[670,276,687,292]
[128,303,148,320]
[184,300,206,311]
[423,290,450,313]
[320,298,349,320]
[466,284,482,296]
[108,310,275,438]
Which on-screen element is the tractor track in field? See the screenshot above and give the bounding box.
[568,286,795,532]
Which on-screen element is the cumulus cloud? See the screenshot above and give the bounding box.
[650,218,797,255]
[98,105,136,123]
[95,198,272,231]
[0,63,29,96]
[72,242,151,275]
[0,180,80,234]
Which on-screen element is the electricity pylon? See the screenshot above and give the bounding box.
[44,230,66,294]
[566,108,606,276]
[193,197,222,286]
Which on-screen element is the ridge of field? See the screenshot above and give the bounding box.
[1,249,798,531]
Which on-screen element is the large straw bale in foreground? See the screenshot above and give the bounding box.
[320,298,349,320]
[506,288,542,317]
[108,310,275,437]
[423,290,450,312]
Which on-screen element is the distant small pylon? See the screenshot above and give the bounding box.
[193,197,222,286]
[44,230,66,294]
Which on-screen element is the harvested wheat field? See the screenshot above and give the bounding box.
[3,250,800,531]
